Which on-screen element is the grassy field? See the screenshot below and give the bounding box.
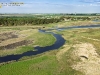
[0,49,83,75]
[0,20,100,75]
[42,20,100,28]
[0,27,56,56]
[1,27,100,75]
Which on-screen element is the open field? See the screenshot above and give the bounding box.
[0,27,56,56]
[43,20,100,28]
[0,25,100,75]
[0,15,100,75]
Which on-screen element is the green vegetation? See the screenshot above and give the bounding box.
[0,14,100,26]
[0,14,100,75]
[27,31,56,47]
[0,28,56,56]
[1,28,100,75]
[0,50,83,75]
[57,28,100,56]
[0,17,61,26]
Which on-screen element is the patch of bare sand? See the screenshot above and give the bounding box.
[81,36,100,42]
[72,43,100,75]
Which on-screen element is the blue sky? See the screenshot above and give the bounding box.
[0,0,100,13]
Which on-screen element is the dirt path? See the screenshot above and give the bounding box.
[56,45,71,61]
[72,43,100,75]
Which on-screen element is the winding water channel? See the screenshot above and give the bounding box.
[0,30,65,63]
[0,25,100,63]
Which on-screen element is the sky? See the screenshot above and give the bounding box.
[0,0,100,13]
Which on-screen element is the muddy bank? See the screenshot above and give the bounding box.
[0,32,18,42]
[0,31,33,50]
[0,40,32,50]
[0,30,65,63]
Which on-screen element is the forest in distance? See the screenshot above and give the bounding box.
[0,15,96,26]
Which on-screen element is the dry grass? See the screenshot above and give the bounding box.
[55,28,100,75]
[0,29,33,49]
[0,24,100,75]
[0,27,56,56]
[56,20,100,28]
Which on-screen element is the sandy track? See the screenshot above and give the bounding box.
[56,45,71,61]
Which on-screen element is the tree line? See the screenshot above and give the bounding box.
[60,16,91,21]
[0,17,61,26]
[0,16,93,26]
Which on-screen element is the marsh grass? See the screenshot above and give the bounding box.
[0,53,59,75]
[28,32,56,47]
[0,26,100,75]
[54,28,100,75]
[0,45,34,56]
[57,47,84,75]
[0,27,56,56]
[45,20,100,28]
